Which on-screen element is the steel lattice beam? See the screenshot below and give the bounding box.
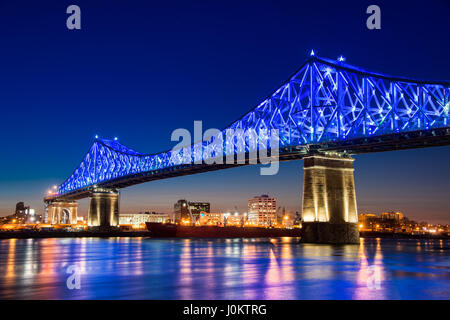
[50,56,450,199]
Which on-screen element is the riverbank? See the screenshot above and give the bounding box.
[0,230,150,239]
[359,231,449,239]
[0,229,448,240]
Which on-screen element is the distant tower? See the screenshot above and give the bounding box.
[14,202,29,221]
[15,202,25,216]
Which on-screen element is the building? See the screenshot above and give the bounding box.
[24,208,42,224]
[248,195,277,227]
[174,200,189,222]
[197,212,224,226]
[119,212,169,229]
[196,212,243,227]
[174,199,210,223]
[224,213,242,227]
[358,213,380,231]
[381,211,404,222]
[358,211,414,233]
[293,212,302,227]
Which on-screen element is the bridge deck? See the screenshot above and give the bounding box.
[45,127,450,202]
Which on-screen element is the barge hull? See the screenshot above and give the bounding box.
[146,222,302,238]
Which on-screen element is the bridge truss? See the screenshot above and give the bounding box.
[52,56,450,199]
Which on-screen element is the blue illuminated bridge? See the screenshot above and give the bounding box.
[45,55,449,243]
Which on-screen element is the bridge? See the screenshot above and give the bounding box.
[45,54,450,243]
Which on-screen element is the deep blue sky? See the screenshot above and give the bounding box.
[0,0,449,223]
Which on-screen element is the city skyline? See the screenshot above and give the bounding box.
[1,1,450,224]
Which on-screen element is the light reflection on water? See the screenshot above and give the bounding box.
[0,237,448,300]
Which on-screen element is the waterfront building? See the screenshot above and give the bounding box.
[293,212,302,227]
[196,212,243,227]
[174,200,210,223]
[119,212,169,229]
[15,202,28,217]
[358,211,425,233]
[358,213,380,231]
[224,212,242,226]
[248,195,277,227]
[174,200,189,222]
[24,208,42,224]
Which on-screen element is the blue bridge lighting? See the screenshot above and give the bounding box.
[53,55,450,198]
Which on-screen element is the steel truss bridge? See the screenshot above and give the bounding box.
[48,55,450,201]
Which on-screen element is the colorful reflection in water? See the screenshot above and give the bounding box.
[0,237,448,299]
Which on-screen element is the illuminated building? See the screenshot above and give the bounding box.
[381,211,404,222]
[24,208,42,224]
[224,212,242,226]
[197,212,243,227]
[248,195,277,226]
[358,213,380,231]
[293,212,302,227]
[174,200,210,223]
[198,212,223,226]
[119,212,169,228]
[356,211,445,234]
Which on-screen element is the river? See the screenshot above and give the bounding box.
[0,237,448,299]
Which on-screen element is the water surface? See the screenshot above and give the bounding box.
[0,237,448,299]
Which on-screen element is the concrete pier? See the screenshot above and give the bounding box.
[47,200,78,224]
[88,189,119,227]
[301,154,360,244]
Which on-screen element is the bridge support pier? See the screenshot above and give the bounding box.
[46,200,78,224]
[301,154,360,244]
[88,189,119,228]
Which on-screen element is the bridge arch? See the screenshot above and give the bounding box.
[47,201,78,225]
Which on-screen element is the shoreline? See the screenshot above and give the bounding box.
[0,230,448,240]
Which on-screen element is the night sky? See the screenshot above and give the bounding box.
[0,0,449,223]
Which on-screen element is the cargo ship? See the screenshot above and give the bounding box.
[146,222,302,238]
